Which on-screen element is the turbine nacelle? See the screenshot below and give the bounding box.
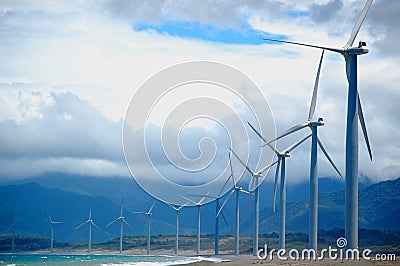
[310,117,324,127]
[347,41,369,55]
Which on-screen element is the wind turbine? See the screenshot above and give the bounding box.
[46,211,64,253]
[216,151,253,256]
[165,201,190,255]
[106,199,134,254]
[259,50,342,251]
[132,201,156,255]
[5,223,16,253]
[75,208,101,253]
[263,0,373,249]
[249,123,312,249]
[188,179,230,255]
[178,194,209,255]
[228,148,277,255]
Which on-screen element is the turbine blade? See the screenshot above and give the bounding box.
[92,221,101,231]
[239,188,252,195]
[220,209,229,227]
[317,136,343,178]
[106,218,119,228]
[217,190,234,217]
[131,211,147,215]
[46,211,53,223]
[266,123,309,146]
[218,172,233,197]
[283,133,312,154]
[273,158,281,213]
[345,0,373,48]
[256,160,279,176]
[178,194,198,205]
[148,201,156,214]
[308,50,325,121]
[229,151,237,187]
[123,219,134,230]
[247,122,280,155]
[89,208,92,220]
[247,121,268,142]
[230,148,255,176]
[262,38,344,53]
[75,221,87,230]
[120,198,124,217]
[165,202,179,211]
[358,95,373,161]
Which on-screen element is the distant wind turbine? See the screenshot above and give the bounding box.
[165,201,190,255]
[217,150,252,256]
[188,184,229,255]
[263,0,374,249]
[106,199,134,254]
[249,124,312,249]
[178,194,209,255]
[75,208,101,253]
[230,144,278,255]
[5,223,16,253]
[132,201,156,255]
[46,211,64,253]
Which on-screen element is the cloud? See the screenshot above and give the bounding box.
[0,0,398,185]
[0,88,127,178]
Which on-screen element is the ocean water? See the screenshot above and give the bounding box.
[0,254,222,266]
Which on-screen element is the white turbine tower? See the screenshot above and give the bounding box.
[260,51,342,251]
[132,201,156,255]
[188,181,230,255]
[263,0,374,249]
[248,125,312,249]
[178,194,209,255]
[229,148,278,255]
[75,208,101,253]
[106,199,134,253]
[165,201,190,255]
[216,151,252,256]
[46,211,64,253]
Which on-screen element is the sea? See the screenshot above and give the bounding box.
[0,254,224,265]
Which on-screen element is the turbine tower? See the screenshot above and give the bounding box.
[189,177,230,255]
[249,124,311,249]
[6,223,16,253]
[260,51,342,251]
[165,201,190,255]
[216,151,252,256]
[106,199,134,253]
[179,194,209,255]
[229,146,278,255]
[132,201,156,255]
[263,0,373,249]
[75,208,101,253]
[46,211,64,253]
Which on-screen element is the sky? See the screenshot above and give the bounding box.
[0,0,399,191]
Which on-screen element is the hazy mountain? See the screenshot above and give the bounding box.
[241,177,400,234]
[0,175,398,244]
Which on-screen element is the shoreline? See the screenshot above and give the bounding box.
[2,250,398,265]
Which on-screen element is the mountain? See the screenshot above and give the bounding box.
[0,175,398,244]
[242,177,400,234]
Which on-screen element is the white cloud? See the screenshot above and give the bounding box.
[0,0,398,184]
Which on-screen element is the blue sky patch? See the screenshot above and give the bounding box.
[133,20,287,45]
